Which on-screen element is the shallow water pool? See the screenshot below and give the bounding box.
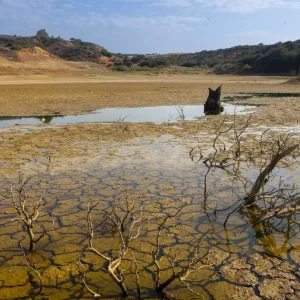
[0,103,257,127]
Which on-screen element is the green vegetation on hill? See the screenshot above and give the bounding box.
[123,41,300,75]
[0,29,112,62]
[112,55,173,71]
[169,41,300,75]
[0,29,300,75]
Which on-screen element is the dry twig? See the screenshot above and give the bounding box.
[20,242,43,295]
[11,176,54,251]
[85,200,143,297]
[152,203,211,296]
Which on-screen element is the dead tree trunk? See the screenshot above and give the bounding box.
[245,144,299,206]
[204,85,222,113]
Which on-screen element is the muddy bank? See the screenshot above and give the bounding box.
[0,74,298,116]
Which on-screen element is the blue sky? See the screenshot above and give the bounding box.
[0,0,299,54]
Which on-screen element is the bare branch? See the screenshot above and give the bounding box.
[152,202,210,296]
[78,258,101,298]
[11,176,53,252]
[245,144,299,206]
[131,253,141,300]
[20,242,43,295]
[85,199,143,297]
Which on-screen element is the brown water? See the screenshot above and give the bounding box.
[0,136,299,299]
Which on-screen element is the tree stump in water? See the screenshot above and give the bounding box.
[204,85,223,114]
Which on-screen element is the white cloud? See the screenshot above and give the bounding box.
[1,0,300,23]
[0,0,68,21]
[200,0,300,13]
[127,0,300,13]
[68,14,207,31]
[0,0,206,30]
[1,0,299,29]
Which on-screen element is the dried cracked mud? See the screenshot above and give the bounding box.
[0,74,300,299]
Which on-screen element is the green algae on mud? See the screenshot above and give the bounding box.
[0,134,300,299]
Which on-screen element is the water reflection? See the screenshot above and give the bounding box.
[240,205,300,257]
[0,136,299,299]
[38,116,55,124]
[204,106,225,115]
[0,103,257,127]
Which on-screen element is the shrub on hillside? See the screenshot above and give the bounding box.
[139,58,158,68]
[240,64,252,73]
[6,38,37,51]
[112,65,131,71]
[214,63,238,74]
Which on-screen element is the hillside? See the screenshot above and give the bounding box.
[126,40,300,75]
[0,30,114,62]
[0,30,300,76]
[173,41,300,75]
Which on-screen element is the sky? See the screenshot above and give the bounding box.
[0,0,299,54]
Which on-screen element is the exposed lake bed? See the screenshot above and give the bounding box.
[0,75,300,299]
